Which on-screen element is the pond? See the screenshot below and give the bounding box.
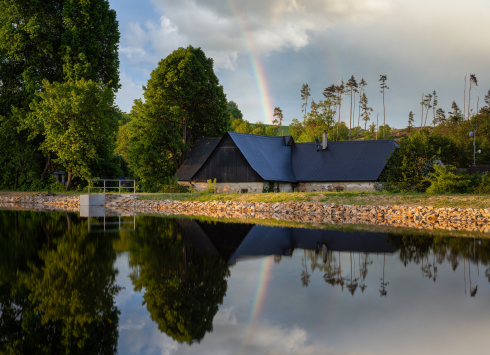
[1,210,489,354]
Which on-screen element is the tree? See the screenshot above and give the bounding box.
[468,74,478,118]
[335,80,346,141]
[0,0,120,189]
[423,93,433,127]
[346,75,358,140]
[358,78,367,136]
[272,107,284,135]
[27,79,119,190]
[360,93,373,131]
[301,83,311,123]
[485,90,490,109]
[408,111,415,133]
[379,75,389,137]
[432,90,438,123]
[435,108,446,125]
[127,46,228,189]
[226,100,243,122]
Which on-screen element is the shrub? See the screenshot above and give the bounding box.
[425,165,473,194]
[204,178,217,193]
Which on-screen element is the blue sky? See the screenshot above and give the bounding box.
[109,0,490,129]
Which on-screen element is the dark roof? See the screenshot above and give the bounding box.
[283,135,293,146]
[292,140,397,181]
[228,132,297,182]
[176,138,221,181]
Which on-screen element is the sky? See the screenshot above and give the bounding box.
[109,0,490,129]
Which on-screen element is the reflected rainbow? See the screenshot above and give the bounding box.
[237,256,274,355]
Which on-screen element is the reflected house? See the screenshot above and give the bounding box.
[177,220,394,264]
[176,131,398,193]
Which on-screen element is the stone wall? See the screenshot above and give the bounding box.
[0,195,79,212]
[116,197,490,234]
[295,181,375,192]
[185,182,266,193]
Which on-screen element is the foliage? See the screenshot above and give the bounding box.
[27,79,119,190]
[226,100,243,121]
[127,46,228,190]
[0,0,120,191]
[0,211,120,354]
[262,182,275,193]
[205,178,217,193]
[289,99,340,142]
[425,165,473,194]
[128,217,230,344]
[380,130,458,192]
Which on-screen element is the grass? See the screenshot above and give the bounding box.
[138,191,490,209]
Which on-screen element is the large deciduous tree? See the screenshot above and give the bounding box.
[128,46,227,190]
[28,79,119,190]
[0,0,120,189]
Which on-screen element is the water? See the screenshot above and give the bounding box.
[1,210,489,354]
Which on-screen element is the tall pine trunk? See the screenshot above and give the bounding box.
[382,87,385,138]
[421,93,424,128]
[349,89,353,140]
[464,74,467,120]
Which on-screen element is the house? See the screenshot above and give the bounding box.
[176,131,398,193]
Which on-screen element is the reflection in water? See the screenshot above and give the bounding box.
[126,218,230,345]
[0,211,120,354]
[2,210,490,354]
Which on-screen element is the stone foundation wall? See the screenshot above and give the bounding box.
[183,182,266,193]
[295,181,375,192]
[116,198,490,233]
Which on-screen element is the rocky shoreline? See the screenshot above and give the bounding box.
[1,195,489,233]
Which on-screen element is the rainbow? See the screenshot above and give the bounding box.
[237,256,274,355]
[226,1,273,124]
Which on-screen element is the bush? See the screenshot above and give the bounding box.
[162,184,189,193]
[425,165,473,194]
[204,178,217,193]
[472,172,490,194]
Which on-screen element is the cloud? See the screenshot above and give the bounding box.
[122,0,391,70]
[115,72,144,113]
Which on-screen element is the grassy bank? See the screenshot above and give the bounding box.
[139,191,490,209]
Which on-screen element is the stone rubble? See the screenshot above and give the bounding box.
[0,195,79,213]
[117,197,490,233]
[1,194,489,233]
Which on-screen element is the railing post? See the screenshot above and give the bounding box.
[88,180,91,195]
[119,179,121,195]
[104,180,106,195]
[133,180,135,195]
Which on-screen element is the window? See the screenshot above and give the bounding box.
[335,186,344,192]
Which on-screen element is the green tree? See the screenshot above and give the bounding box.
[360,93,372,131]
[273,107,284,135]
[0,0,120,190]
[335,80,346,141]
[357,78,367,136]
[468,74,478,119]
[127,46,228,190]
[301,83,311,123]
[408,111,415,133]
[226,100,243,122]
[27,79,118,190]
[379,75,389,136]
[346,75,358,140]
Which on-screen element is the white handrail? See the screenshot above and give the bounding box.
[88,179,136,195]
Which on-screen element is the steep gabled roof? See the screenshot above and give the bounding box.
[228,132,297,182]
[176,137,221,181]
[292,140,397,181]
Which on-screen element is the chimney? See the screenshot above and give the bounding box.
[322,131,327,150]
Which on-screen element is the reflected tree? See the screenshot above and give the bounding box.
[128,217,230,344]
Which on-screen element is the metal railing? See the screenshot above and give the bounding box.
[88,179,136,195]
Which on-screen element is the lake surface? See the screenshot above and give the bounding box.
[1,210,489,354]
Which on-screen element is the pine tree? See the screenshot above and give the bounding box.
[432,90,438,123]
[335,80,346,141]
[346,75,358,141]
[272,107,284,135]
[358,78,367,136]
[408,111,414,133]
[379,75,389,138]
[435,108,446,124]
[301,83,311,123]
[468,74,478,118]
[360,93,373,132]
[423,93,433,127]
[485,90,490,110]
[420,93,424,128]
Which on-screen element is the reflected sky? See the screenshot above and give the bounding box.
[1,211,489,355]
[115,233,490,355]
